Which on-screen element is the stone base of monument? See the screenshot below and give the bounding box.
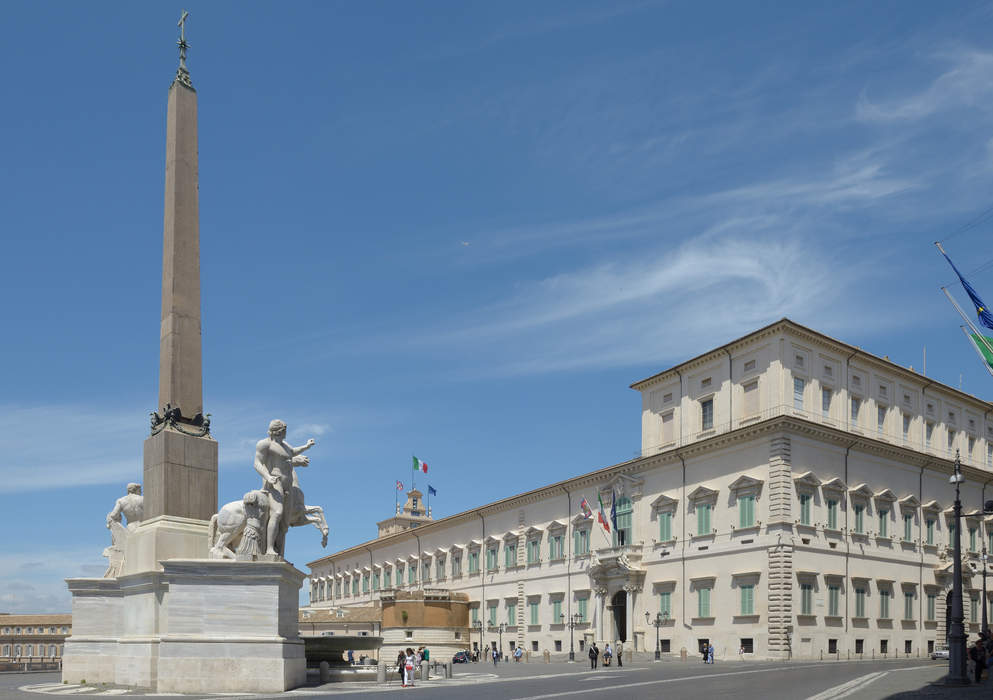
[64,559,307,694]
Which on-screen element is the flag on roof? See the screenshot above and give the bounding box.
[580,497,593,519]
[610,490,618,533]
[938,243,993,330]
[597,492,610,533]
[396,480,403,491]
[964,328,993,374]
[428,485,437,497]
[413,456,428,473]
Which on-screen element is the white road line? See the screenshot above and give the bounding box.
[509,663,833,700]
[804,672,886,700]
[93,692,130,696]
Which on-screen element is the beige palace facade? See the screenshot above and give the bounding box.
[307,319,993,660]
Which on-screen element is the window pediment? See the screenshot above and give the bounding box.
[821,478,846,493]
[922,501,942,514]
[502,531,520,543]
[793,471,822,489]
[729,475,764,493]
[688,485,719,502]
[524,525,544,539]
[599,473,645,501]
[547,520,567,534]
[650,493,679,511]
[484,534,501,545]
[571,512,594,526]
[848,483,874,500]
[899,495,920,509]
[874,489,897,504]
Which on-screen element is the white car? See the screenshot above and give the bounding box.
[930,648,949,660]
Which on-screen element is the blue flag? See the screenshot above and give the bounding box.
[941,249,993,330]
[428,485,437,497]
[610,490,618,532]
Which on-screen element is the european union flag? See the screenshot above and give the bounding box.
[941,248,993,330]
[428,485,437,497]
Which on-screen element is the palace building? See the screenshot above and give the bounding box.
[306,319,993,660]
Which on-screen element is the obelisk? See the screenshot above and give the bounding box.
[130,12,217,569]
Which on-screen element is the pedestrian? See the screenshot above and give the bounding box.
[702,643,708,663]
[514,646,523,662]
[708,642,715,664]
[589,642,599,670]
[970,639,985,684]
[404,647,416,687]
[492,647,499,667]
[347,649,354,665]
[395,650,405,686]
[604,642,612,667]
[422,646,430,665]
[616,641,623,667]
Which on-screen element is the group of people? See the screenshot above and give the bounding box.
[587,641,624,669]
[969,631,993,683]
[702,642,715,664]
[395,646,429,688]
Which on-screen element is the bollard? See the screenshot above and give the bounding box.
[376,664,386,683]
[448,661,453,679]
[420,663,429,682]
[319,661,330,684]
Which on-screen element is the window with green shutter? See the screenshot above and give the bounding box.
[798,494,811,526]
[697,587,711,617]
[926,519,935,545]
[549,535,563,559]
[660,591,671,616]
[855,587,866,617]
[613,497,633,546]
[471,607,478,624]
[659,511,672,541]
[468,552,479,574]
[697,503,712,535]
[927,593,936,621]
[854,505,864,534]
[827,499,838,529]
[578,597,588,622]
[552,600,562,623]
[574,529,590,555]
[436,559,444,580]
[800,584,813,615]
[878,510,887,537]
[828,585,840,616]
[372,572,380,590]
[487,547,498,570]
[408,566,416,584]
[971,596,979,623]
[384,571,391,588]
[740,585,754,615]
[505,544,516,568]
[740,495,756,528]
[904,592,914,620]
[488,605,497,626]
[970,527,977,552]
[529,601,539,625]
[507,603,516,626]
[903,514,912,541]
[527,540,540,564]
[880,590,890,619]
[352,578,359,595]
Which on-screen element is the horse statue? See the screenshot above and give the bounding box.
[208,483,329,560]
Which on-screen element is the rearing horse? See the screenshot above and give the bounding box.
[208,485,329,559]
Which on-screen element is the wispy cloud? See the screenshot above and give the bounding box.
[0,548,103,613]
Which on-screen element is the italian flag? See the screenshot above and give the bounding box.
[413,456,428,474]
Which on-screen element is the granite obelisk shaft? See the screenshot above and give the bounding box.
[159,79,202,419]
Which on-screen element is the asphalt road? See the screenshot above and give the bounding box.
[1,658,971,700]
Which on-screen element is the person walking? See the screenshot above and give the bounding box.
[970,639,985,684]
[395,650,406,686]
[589,642,599,670]
[403,648,416,687]
[616,641,623,667]
[707,642,715,664]
[514,646,523,662]
[346,649,354,665]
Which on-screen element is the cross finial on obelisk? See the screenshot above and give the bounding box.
[175,10,193,88]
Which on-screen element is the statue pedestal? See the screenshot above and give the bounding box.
[63,560,307,694]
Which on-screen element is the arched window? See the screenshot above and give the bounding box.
[25,644,33,657]
[2,645,9,657]
[49,645,57,657]
[38,646,46,657]
[613,497,633,546]
[14,645,21,657]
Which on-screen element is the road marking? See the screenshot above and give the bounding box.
[804,672,886,700]
[509,664,833,700]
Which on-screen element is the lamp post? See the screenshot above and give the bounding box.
[472,620,482,662]
[563,613,582,662]
[946,450,969,684]
[645,610,668,661]
[498,623,506,661]
[983,549,989,636]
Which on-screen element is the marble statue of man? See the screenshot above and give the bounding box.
[254,420,315,557]
[103,483,144,577]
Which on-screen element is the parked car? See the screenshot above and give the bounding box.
[931,648,949,660]
[452,650,471,664]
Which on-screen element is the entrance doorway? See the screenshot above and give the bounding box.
[611,590,627,642]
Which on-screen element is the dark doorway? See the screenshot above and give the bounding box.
[611,590,627,642]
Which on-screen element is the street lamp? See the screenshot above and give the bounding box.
[645,610,669,661]
[983,549,989,636]
[497,623,506,661]
[563,613,582,662]
[472,620,482,662]
[946,451,969,685]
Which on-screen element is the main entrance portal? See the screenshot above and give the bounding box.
[611,590,627,643]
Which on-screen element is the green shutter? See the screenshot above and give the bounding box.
[659,512,671,541]
[698,587,710,617]
[660,591,671,616]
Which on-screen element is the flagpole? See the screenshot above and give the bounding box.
[942,287,993,359]
[958,325,993,379]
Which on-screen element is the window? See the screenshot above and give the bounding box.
[970,527,978,553]
[969,436,976,457]
[471,607,479,624]
[828,585,840,616]
[701,377,712,389]
[469,551,480,574]
[373,572,381,590]
[988,531,993,554]
[696,503,712,535]
[740,585,754,615]
[529,601,539,625]
[352,578,359,595]
[854,504,864,534]
[880,590,890,619]
[549,535,564,559]
[926,519,935,545]
[507,602,517,626]
[744,359,756,372]
[1,646,7,657]
[552,600,562,623]
[613,497,633,546]
[527,539,540,564]
[878,510,888,537]
[408,565,416,584]
[793,377,804,410]
[574,529,590,555]
[743,380,758,415]
[505,544,517,568]
[698,587,711,617]
[800,584,813,615]
[578,597,589,622]
[795,354,805,369]
[948,430,956,451]
[738,494,756,528]
[660,591,672,616]
[855,587,867,617]
[903,414,911,439]
[384,570,392,588]
[661,412,674,443]
[488,604,497,626]
[659,511,673,541]
[987,443,992,468]
[927,593,936,621]
[487,547,498,570]
[904,592,914,620]
[798,494,811,526]
[335,580,342,597]
[851,397,861,424]
[435,560,444,580]
[877,406,886,434]
[903,514,913,542]
[972,595,979,623]
[451,556,461,578]
[827,499,838,529]
[822,388,831,417]
[926,422,934,447]
[701,399,714,430]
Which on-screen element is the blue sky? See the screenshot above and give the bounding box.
[5,1,993,612]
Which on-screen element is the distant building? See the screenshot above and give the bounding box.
[378,489,434,537]
[308,319,993,660]
[0,613,72,663]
